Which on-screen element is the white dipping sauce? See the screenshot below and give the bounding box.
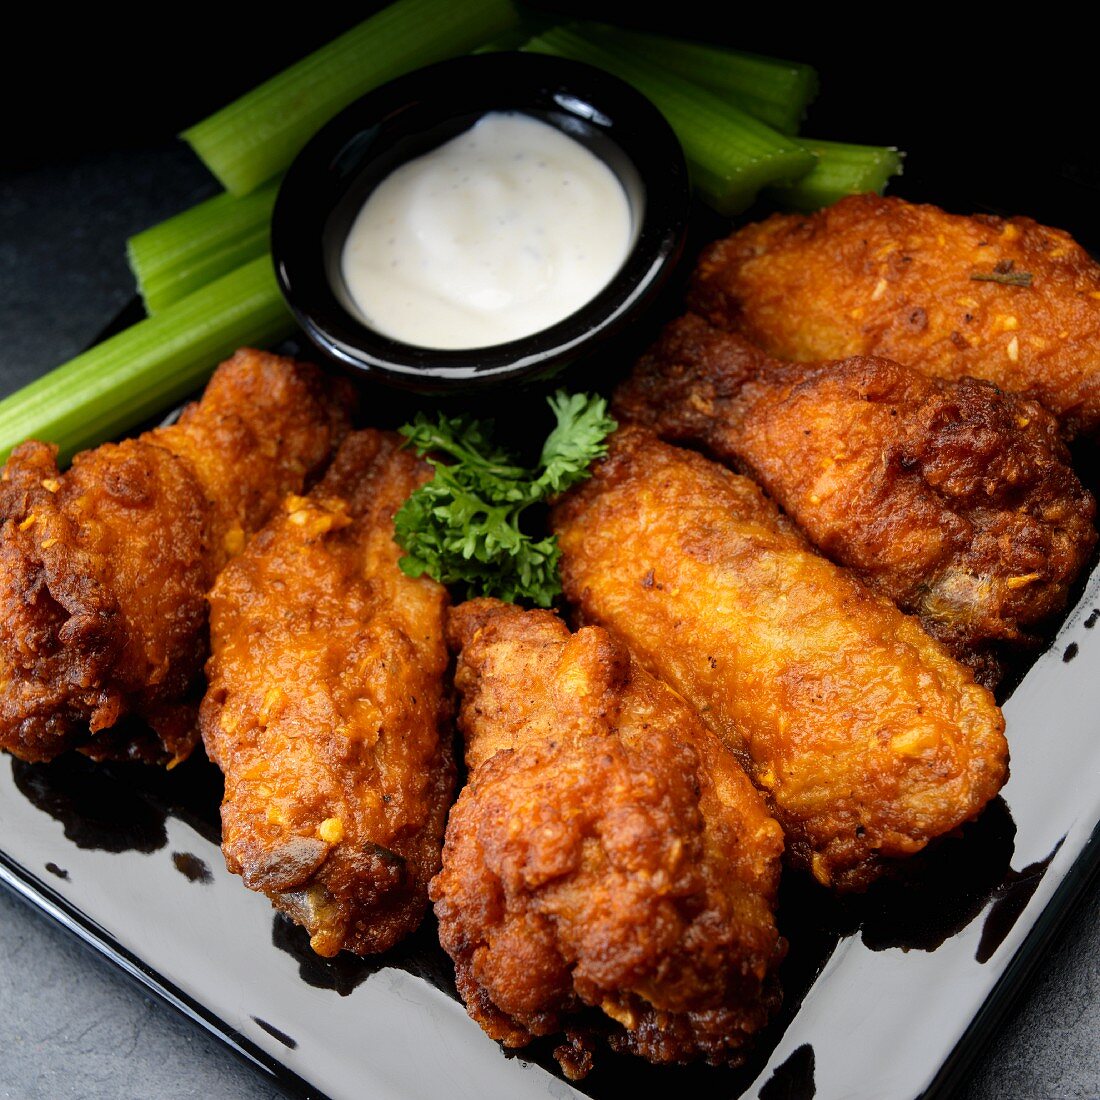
[339,112,633,349]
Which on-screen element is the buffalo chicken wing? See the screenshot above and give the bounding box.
[0,349,352,764]
[691,194,1100,436]
[201,431,454,957]
[553,428,1009,891]
[431,598,785,1076]
[615,314,1096,684]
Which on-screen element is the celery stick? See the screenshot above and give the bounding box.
[474,9,558,53]
[182,0,520,196]
[576,23,818,133]
[473,27,538,54]
[525,27,816,216]
[768,140,904,211]
[0,256,293,465]
[127,181,280,313]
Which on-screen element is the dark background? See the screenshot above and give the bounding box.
[1,7,1097,1099]
[7,9,1098,224]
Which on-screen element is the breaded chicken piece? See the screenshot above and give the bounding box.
[615,314,1097,684]
[690,194,1100,436]
[552,428,1009,891]
[201,431,454,958]
[431,599,785,1077]
[0,349,352,765]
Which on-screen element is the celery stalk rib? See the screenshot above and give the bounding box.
[473,9,559,54]
[182,0,520,196]
[127,181,280,313]
[524,27,816,216]
[0,256,293,466]
[576,23,818,133]
[769,140,904,211]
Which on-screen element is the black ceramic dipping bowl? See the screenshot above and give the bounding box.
[271,51,690,394]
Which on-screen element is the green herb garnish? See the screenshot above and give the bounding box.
[394,391,616,607]
[970,261,1033,287]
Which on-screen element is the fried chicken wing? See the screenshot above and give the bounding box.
[690,194,1100,436]
[552,428,1008,891]
[615,314,1097,684]
[431,598,785,1076]
[201,430,454,958]
[0,349,352,765]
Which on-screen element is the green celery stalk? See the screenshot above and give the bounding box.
[127,181,280,314]
[182,0,520,196]
[575,23,818,133]
[0,255,293,465]
[768,140,904,211]
[473,9,559,53]
[524,26,816,215]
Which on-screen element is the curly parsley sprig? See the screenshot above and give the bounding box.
[393,391,616,607]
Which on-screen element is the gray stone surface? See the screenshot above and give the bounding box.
[0,142,1097,1100]
[0,888,283,1100]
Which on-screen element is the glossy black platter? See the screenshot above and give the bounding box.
[4,16,1100,1100]
[4,178,1100,1097]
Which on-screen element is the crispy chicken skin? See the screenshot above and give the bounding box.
[552,428,1009,891]
[615,314,1097,684]
[690,194,1100,436]
[431,599,785,1076]
[201,431,454,958]
[0,349,352,765]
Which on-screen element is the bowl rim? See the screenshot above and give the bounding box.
[271,50,690,392]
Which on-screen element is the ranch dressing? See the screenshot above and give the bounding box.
[340,112,633,349]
